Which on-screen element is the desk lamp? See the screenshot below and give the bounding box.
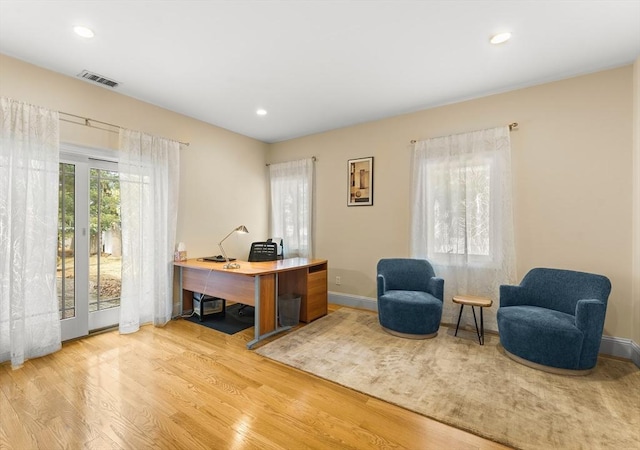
[219,225,249,269]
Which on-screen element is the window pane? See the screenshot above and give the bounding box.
[431,162,491,257]
[89,168,122,312]
[465,164,490,256]
[57,163,75,319]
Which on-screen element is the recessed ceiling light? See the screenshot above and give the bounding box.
[73,26,95,38]
[490,32,511,45]
[256,109,268,116]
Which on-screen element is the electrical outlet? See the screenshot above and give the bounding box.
[335,276,341,285]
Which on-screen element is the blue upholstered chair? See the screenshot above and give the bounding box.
[377,258,444,339]
[497,268,611,375]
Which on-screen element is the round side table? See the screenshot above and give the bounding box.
[452,294,493,345]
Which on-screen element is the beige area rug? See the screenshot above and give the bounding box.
[256,308,640,450]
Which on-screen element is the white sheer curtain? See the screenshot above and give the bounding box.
[118,129,179,333]
[269,158,314,258]
[410,126,516,330]
[0,97,61,368]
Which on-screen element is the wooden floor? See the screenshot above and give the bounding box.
[1,306,510,449]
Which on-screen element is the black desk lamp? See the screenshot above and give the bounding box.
[219,225,249,269]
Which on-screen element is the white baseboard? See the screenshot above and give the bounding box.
[600,336,640,367]
[329,291,378,311]
[329,291,640,369]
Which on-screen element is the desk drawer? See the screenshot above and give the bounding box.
[304,269,327,322]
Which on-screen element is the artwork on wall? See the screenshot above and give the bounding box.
[348,157,373,206]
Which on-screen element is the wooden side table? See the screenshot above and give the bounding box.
[452,294,493,345]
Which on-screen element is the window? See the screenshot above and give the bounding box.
[410,126,516,327]
[428,159,493,261]
[269,158,314,258]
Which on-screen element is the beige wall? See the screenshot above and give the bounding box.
[269,66,635,340]
[0,53,270,286]
[2,53,636,340]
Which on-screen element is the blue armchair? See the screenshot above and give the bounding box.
[377,258,444,339]
[497,268,611,374]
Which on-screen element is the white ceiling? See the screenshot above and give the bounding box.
[1,1,639,143]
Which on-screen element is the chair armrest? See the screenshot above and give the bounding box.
[499,285,528,307]
[575,298,607,368]
[377,274,386,297]
[428,277,444,302]
[575,299,607,332]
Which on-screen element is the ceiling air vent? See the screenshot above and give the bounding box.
[77,70,119,88]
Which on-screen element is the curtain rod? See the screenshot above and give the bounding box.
[266,156,316,167]
[409,122,518,144]
[59,111,190,146]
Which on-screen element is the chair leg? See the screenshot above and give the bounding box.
[455,304,464,337]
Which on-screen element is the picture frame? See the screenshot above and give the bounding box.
[348,157,373,206]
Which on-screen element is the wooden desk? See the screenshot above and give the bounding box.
[174,258,328,348]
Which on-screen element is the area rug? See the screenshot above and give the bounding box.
[256,308,640,450]
[186,303,254,335]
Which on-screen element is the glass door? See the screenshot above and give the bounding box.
[88,164,121,331]
[58,159,88,340]
[58,152,121,340]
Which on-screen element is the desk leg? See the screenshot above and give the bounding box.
[178,266,183,318]
[275,274,279,329]
[254,276,261,340]
[246,273,293,349]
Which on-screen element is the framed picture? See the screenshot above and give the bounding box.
[348,157,373,206]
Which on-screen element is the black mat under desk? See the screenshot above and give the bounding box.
[186,303,254,335]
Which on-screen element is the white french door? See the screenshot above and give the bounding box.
[58,146,121,341]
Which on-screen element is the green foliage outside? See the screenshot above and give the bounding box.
[58,164,121,255]
[89,168,121,238]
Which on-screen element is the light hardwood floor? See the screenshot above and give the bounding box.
[1,306,511,449]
